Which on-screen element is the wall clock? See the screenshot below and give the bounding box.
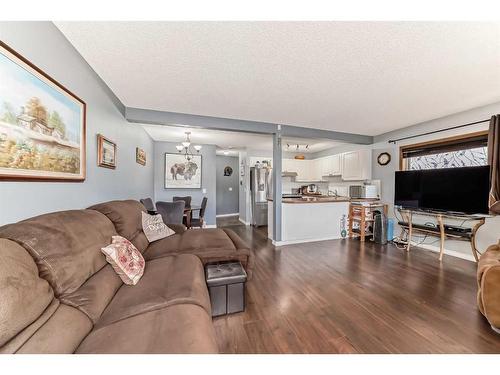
[377,152,391,166]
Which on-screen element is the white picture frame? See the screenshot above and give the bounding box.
[165,153,202,189]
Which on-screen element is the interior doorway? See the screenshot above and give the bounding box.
[216,154,240,220]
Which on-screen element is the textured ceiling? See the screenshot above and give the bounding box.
[56,22,500,136]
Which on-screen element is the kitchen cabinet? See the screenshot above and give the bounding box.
[331,154,342,175]
[315,155,342,178]
[282,159,318,181]
[316,158,326,178]
[294,159,313,181]
[341,149,372,181]
[281,159,308,180]
[282,158,294,173]
[283,156,342,181]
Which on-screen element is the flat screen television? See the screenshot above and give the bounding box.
[394,166,490,215]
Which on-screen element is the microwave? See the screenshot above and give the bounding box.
[349,185,378,199]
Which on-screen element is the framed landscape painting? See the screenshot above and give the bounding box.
[165,153,202,189]
[97,134,116,169]
[0,41,86,181]
[136,147,146,166]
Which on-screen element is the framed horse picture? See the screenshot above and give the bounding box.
[165,153,202,189]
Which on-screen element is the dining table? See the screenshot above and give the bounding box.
[183,205,201,228]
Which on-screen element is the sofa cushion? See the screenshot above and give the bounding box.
[0,210,116,296]
[15,304,93,354]
[76,304,218,354]
[144,228,254,279]
[0,239,54,348]
[60,264,123,324]
[89,200,149,253]
[94,254,210,329]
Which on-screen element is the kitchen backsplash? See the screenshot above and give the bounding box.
[283,176,381,198]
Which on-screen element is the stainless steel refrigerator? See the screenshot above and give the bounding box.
[250,165,272,227]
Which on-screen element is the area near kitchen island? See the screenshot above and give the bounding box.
[267,197,350,245]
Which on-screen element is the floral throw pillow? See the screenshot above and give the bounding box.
[101,235,145,285]
[141,211,175,243]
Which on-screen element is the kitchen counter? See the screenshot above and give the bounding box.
[268,198,350,245]
[267,196,371,203]
[269,197,350,203]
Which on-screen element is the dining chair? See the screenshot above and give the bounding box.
[140,198,156,214]
[173,196,192,226]
[173,196,192,208]
[156,200,185,225]
[190,197,208,228]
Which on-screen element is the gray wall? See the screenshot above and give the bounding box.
[153,142,216,225]
[216,155,239,215]
[371,101,500,257]
[304,100,500,258]
[0,22,154,225]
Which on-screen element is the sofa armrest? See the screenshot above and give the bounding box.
[166,224,186,234]
[478,242,500,329]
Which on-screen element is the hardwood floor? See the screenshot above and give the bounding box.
[214,217,500,353]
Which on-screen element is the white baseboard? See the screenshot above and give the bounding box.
[238,218,250,226]
[204,224,217,228]
[270,237,476,261]
[272,235,343,247]
[415,243,476,262]
[216,213,239,218]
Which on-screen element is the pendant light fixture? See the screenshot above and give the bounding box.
[176,132,202,161]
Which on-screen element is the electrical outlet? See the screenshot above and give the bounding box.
[229,187,233,191]
[202,188,207,194]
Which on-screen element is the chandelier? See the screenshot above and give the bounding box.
[176,132,202,161]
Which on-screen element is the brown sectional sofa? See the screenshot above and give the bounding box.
[0,200,254,353]
[477,240,500,333]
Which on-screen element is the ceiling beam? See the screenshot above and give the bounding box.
[125,107,373,144]
[281,124,372,144]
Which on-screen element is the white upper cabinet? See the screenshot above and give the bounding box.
[341,149,372,181]
[317,157,327,178]
[294,159,313,181]
[321,155,342,177]
[282,158,294,173]
[282,150,370,181]
[331,154,342,176]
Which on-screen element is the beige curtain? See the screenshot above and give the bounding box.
[488,115,500,214]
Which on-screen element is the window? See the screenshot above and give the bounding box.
[399,131,488,171]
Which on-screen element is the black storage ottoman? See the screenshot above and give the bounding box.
[205,262,247,317]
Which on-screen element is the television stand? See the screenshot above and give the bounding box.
[396,208,486,262]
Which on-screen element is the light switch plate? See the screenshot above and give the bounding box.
[202,188,207,194]
[229,187,233,191]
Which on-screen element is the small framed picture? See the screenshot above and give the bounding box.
[136,147,146,166]
[97,134,116,169]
